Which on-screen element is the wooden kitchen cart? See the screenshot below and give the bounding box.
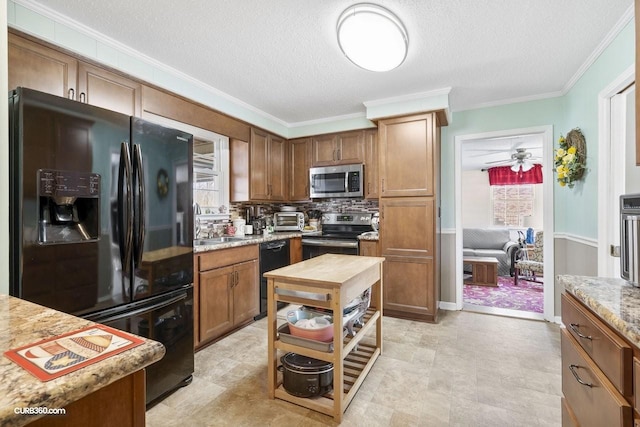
[265,254,384,422]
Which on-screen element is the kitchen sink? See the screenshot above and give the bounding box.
[194,236,260,246]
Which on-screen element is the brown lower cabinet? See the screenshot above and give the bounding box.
[195,245,259,348]
[379,196,438,322]
[28,370,145,427]
[290,237,303,264]
[561,292,635,426]
[359,239,381,310]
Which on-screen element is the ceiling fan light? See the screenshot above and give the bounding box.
[510,163,521,173]
[337,3,408,72]
[521,162,534,172]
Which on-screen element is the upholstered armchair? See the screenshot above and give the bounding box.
[514,231,543,285]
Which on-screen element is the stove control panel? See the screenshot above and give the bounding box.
[322,212,373,225]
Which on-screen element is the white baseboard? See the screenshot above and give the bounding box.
[439,301,458,311]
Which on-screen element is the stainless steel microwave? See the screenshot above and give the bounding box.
[309,164,364,198]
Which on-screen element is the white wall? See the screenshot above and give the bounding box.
[461,169,544,231]
[625,86,640,193]
[461,170,491,227]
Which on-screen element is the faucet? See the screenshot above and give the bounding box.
[194,203,202,239]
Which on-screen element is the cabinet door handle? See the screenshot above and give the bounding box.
[234,271,239,287]
[569,323,592,340]
[229,272,234,288]
[80,92,86,103]
[333,150,336,161]
[381,179,385,193]
[568,364,593,387]
[68,88,75,100]
[337,149,341,160]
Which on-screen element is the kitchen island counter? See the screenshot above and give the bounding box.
[265,254,384,422]
[0,294,165,427]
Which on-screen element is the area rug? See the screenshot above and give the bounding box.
[463,275,543,313]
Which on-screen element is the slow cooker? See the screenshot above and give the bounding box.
[279,353,333,397]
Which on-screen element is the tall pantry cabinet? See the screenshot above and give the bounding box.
[378,112,442,323]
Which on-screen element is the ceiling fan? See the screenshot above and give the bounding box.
[484,148,540,172]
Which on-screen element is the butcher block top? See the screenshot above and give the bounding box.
[264,254,384,304]
[0,294,165,427]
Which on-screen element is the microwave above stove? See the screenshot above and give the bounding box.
[309,163,364,199]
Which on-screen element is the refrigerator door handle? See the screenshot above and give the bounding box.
[133,144,146,267]
[118,142,134,276]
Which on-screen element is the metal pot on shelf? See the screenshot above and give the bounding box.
[278,353,333,397]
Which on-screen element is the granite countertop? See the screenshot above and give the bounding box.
[358,232,379,241]
[559,275,640,348]
[194,229,378,253]
[0,295,165,427]
[194,231,316,253]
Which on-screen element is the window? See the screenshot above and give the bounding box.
[144,112,229,216]
[193,136,229,213]
[492,185,534,227]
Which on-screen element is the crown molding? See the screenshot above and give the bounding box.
[362,87,452,107]
[288,112,370,128]
[562,4,634,94]
[455,90,563,113]
[454,4,633,114]
[10,0,289,130]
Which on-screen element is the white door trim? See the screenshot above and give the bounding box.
[454,125,554,321]
[597,64,635,277]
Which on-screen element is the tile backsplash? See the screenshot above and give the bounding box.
[230,199,379,220]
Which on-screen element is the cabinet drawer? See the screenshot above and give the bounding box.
[562,293,632,396]
[561,329,632,427]
[198,245,258,271]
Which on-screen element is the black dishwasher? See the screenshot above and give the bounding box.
[255,239,290,320]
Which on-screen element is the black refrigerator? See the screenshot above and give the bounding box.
[9,87,195,406]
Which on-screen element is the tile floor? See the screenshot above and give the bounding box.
[146,310,561,426]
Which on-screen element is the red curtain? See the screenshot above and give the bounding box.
[487,164,543,185]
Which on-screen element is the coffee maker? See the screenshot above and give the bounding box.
[37,169,100,244]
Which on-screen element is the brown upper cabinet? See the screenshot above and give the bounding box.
[77,62,141,117]
[8,32,141,116]
[363,129,378,199]
[8,32,77,99]
[250,128,287,201]
[289,138,312,201]
[311,130,366,166]
[378,113,436,198]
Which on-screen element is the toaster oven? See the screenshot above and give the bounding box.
[274,212,304,231]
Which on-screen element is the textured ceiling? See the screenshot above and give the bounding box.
[33,0,633,124]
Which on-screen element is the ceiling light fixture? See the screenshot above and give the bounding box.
[336,3,409,72]
[511,161,534,173]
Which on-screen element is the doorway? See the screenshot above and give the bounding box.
[454,126,554,322]
[598,65,635,277]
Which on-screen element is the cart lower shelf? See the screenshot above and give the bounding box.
[274,342,380,417]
